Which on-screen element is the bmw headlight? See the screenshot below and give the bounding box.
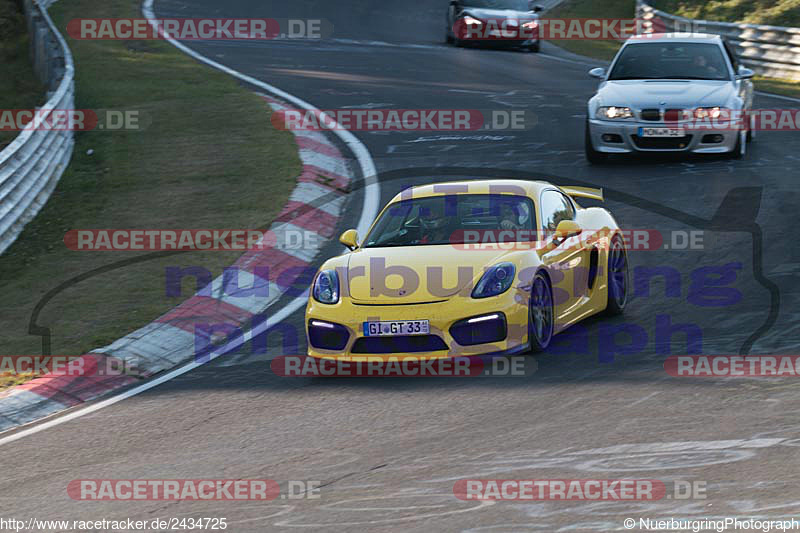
[694,107,725,119]
[472,262,516,299]
[463,15,483,26]
[596,106,634,120]
[522,20,539,29]
[312,269,339,304]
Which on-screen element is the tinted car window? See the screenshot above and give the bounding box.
[463,0,530,10]
[540,190,573,233]
[609,42,730,81]
[364,194,536,247]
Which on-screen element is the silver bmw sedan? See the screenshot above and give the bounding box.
[585,33,754,163]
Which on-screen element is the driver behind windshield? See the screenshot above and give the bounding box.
[419,202,454,244]
[691,51,723,78]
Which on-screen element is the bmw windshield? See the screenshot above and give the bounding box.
[608,42,731,81]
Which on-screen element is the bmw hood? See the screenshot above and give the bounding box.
[595,80,734,110]
[344,245,515,303]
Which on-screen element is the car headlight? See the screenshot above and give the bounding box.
[312,269,339,304]
[462,15,482,26]
[694,107,725,119]
[472,262,516,299]
[596,106,634,120]
[522,20,538,29]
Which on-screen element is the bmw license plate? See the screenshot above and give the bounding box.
[638,127,685,137]
[364,320,429,336]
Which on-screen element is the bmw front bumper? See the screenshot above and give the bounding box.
[588,118,741,154]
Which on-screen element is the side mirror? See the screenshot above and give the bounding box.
[736,66,754,79]
[339,229,359,250]
[588,67,606,79]
[553,220,582,242]
[530,3,543,12]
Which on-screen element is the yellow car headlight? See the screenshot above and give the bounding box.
[472,263,516,299]
[312,269,339,304]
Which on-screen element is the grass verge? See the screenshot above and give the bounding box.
[546,0,800,99]
[0,0,302,388]
[0,0,46,150]
[544,0,634,62]
[654,0,800,27]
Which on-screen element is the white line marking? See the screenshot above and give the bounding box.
[0,0,380,447]
[626,391,660,408]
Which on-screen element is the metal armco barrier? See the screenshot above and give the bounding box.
[0,0,74,255]
[638,0,800,81]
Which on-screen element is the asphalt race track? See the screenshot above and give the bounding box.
[3,0,800,530]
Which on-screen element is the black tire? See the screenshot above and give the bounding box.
[605,234,628,316]
[528,271,554,353]
[727,130,745,159]
[585,121,608,164]
[528,41,540,53]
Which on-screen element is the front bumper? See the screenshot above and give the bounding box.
[588,118,741,154]
[464,37,539,48]
[306,291,529,361]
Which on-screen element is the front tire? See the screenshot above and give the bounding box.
[605,234,628,315]
[585,121,608,164]
[727,130,746,159]
[527,41,540,53]
[528,271,554,353]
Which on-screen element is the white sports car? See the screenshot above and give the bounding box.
[585,33,755,163]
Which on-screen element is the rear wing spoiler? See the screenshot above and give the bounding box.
[560,186,604,202]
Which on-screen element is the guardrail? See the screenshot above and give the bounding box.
[0,0,74,255]
[637,0,800,81]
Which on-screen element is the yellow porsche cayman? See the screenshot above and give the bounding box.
[305,179,628,360]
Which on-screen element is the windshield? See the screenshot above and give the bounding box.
[608,42,730,81]
[462,0,531,11]
[363,194,536,247]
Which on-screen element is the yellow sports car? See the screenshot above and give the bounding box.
[305,179,628,360]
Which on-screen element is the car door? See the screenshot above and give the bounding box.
[536,189,588,330]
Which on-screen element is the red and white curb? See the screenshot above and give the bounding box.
[0,95,353,432]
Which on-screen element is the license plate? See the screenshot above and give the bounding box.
[638,127,685,137]
[363,320,429,336]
